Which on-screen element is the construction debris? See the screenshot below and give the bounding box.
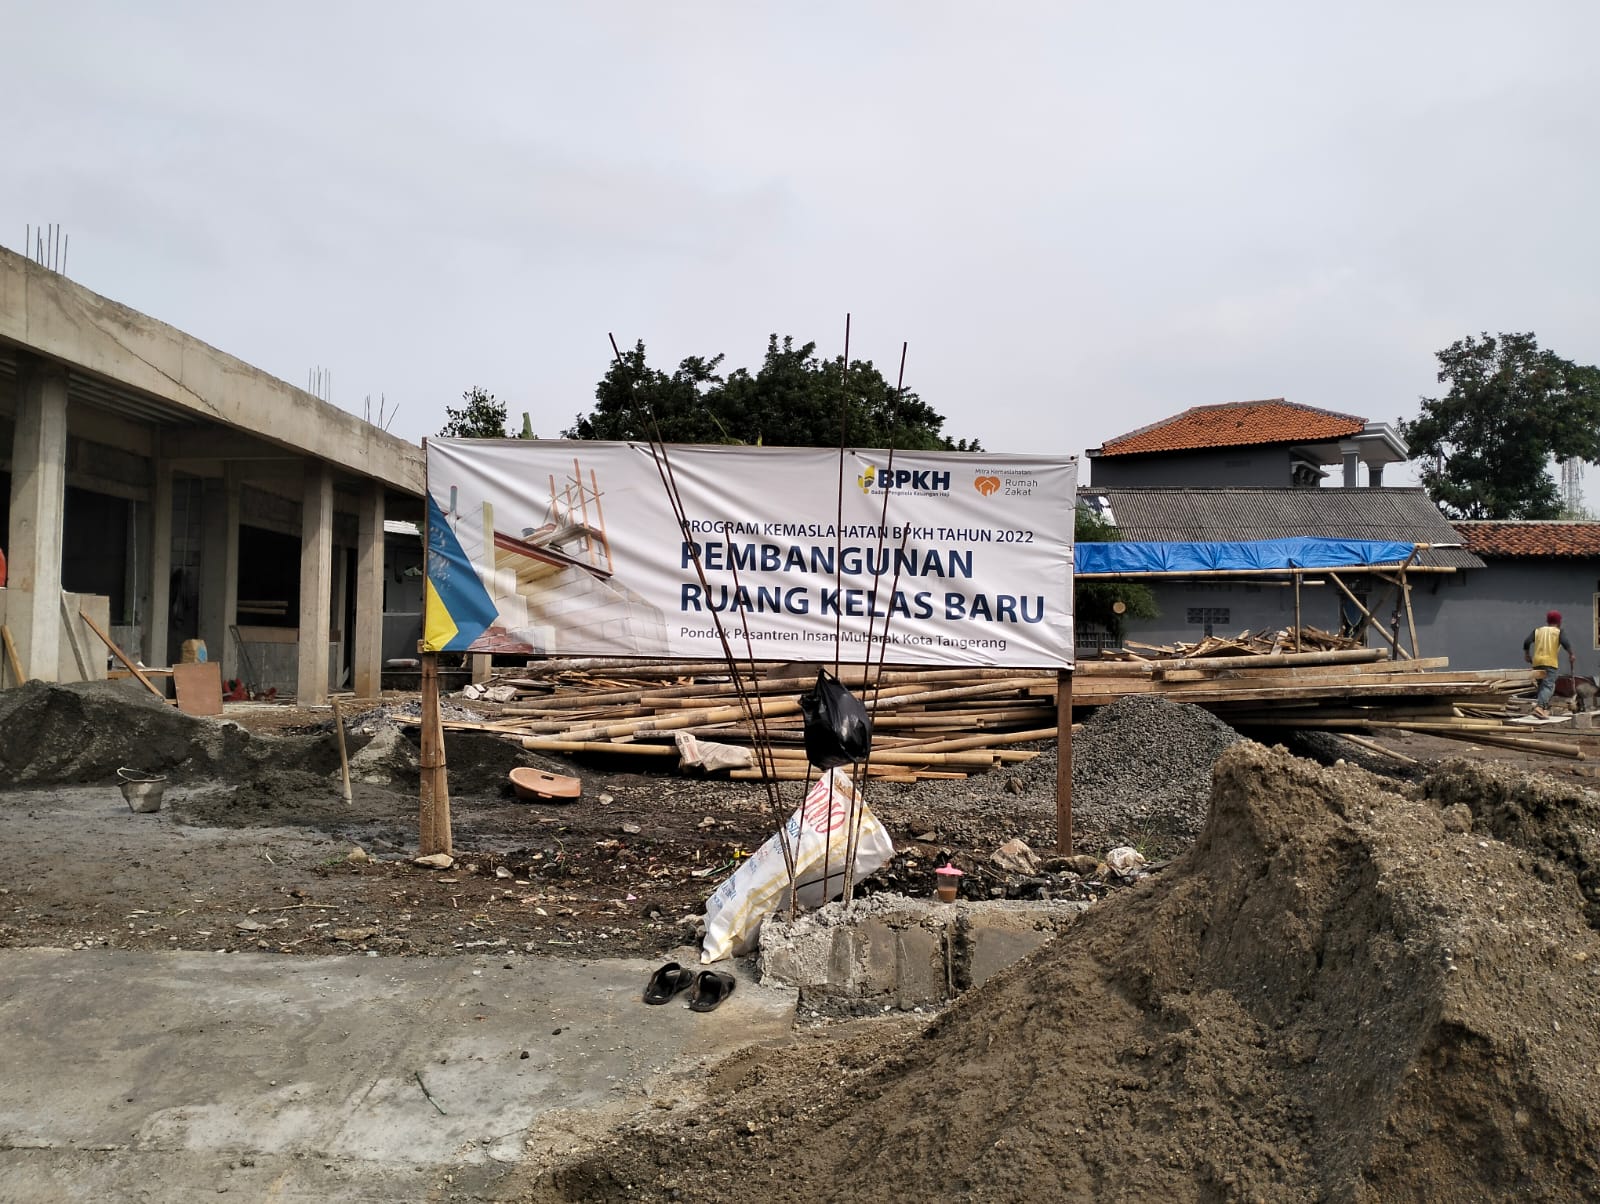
[412,637,1538,782]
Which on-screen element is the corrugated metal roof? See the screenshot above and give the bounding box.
[1082,486,1483,569]
[1095,399,1366,457]
[1454,521,1600,558]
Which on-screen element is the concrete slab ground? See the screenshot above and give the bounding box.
[0,947,794,1202]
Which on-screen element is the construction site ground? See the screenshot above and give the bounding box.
[2,678,1599,1201]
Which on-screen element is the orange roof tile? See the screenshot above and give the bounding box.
[1453,522,1600,558]
[1096,400,1366,457]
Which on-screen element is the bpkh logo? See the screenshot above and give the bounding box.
[856,463,952,495]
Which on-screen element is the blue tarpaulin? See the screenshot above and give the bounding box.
[1075,537,1416,576]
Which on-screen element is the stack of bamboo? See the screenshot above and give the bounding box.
[418,635,1551,780]
[441,663,1060,783]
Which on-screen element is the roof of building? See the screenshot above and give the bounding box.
[1081,486,1483,570]
[1453,521,1600,559]
[1093,399,1367,457]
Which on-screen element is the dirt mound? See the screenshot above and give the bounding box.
[0,680,340,786]
[530,743,1600,1203]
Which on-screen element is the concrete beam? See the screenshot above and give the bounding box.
[7,363,69,679]
[297,465,333,704]
[353,483,384,698]
[159,427,306,464]
[65,402,155,460]
[0,248,422,495]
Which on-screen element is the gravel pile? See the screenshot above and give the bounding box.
[1068,695,1243,849]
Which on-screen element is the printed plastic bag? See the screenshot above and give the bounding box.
[701,768,894,962]
[798,669,872,769]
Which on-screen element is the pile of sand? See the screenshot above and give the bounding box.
[533,743,1600,1202]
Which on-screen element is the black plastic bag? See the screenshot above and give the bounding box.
[798,668,872,769]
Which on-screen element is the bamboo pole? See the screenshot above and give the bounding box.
[1337,732,1420,765]
[1327,572,1408,659]
[1150,646,1388,673]
[518,738,679,756]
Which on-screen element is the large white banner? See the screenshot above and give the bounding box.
[424,440,1076,669]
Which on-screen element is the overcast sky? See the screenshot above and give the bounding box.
[4,2,1598,487]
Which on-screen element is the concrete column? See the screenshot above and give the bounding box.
[7,364,68,680]
[145,459,173,666]
[198,474,240,679]
[353,482,384,698]
[297,463,334,704]
[331,541,348,688]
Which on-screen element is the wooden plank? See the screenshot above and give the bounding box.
[0,624,23,687]
[172,661,224,716]
[77,608,167,701]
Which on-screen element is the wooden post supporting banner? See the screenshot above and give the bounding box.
[418,650,453,855]
[1056,668,1073,854]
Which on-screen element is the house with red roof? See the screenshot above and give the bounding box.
[1450,522,1600,670]
[1086,399,1409,490]
[1074,399,1511,666]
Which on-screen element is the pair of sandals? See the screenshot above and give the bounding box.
[643,962,736,1012]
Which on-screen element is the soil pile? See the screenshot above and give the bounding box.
[0,680,340,785]
[532,744,1600,1203]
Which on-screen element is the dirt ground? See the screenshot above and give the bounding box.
[4,678,1600,1201]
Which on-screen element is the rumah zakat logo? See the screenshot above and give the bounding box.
[974,475,1001,497]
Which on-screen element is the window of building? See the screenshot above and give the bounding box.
[1187,607,1230,626]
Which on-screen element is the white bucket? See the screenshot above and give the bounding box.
[117,767,167,814]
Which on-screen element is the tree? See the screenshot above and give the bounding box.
[1399,333,1600,520]
[565,335,982,451]
[1074,506,1158,639]
[439,387,508,438]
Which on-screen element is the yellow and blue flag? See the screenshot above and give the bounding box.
[423,491,498,652]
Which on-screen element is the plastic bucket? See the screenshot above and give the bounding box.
[117,767,168,814]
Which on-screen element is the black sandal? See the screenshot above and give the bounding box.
[688,969,737,1012]
[643,962,696,1004]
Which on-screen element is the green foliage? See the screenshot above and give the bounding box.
[1074,506,1158,638]
[1399,332,1600,520]
[439,387,508,439]
[565,335,982,451]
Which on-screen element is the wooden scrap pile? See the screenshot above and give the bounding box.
[426,630,1550,780]
[444,661,1061,783]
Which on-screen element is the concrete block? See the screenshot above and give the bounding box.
[758,893,1089,1011]
[967,925,1059,989]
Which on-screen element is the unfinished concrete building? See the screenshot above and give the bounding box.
[0,246,423,703]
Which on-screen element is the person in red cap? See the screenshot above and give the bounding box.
[1523,609,1575,718]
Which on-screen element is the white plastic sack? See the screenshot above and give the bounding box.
[674,731,755,772]
[701,768,894,962]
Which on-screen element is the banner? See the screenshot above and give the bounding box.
[424,440,1076,669]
